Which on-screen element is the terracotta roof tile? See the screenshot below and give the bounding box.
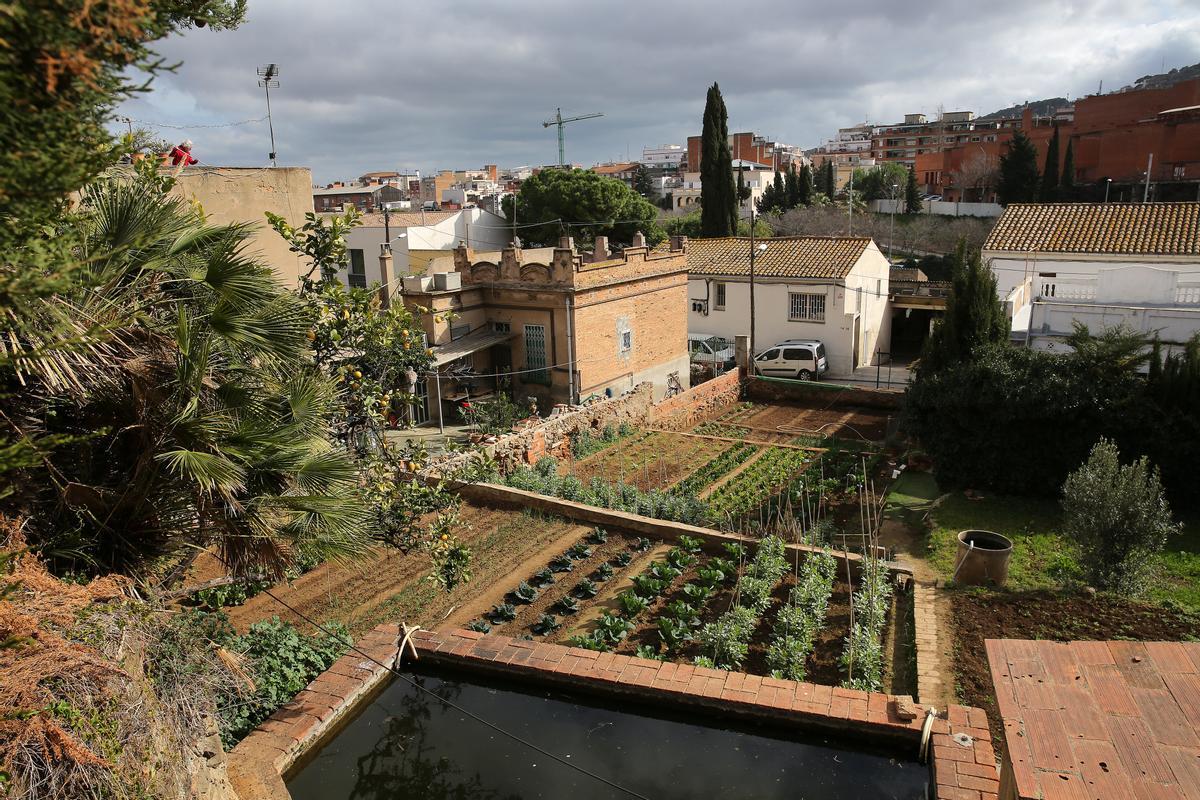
[983,202,1200,255]
[988,639,1200,799]
[686,236,872,279]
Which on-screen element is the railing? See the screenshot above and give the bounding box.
[1039,280,1095,301]
[1177,285,1200,305]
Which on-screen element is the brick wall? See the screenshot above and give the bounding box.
[651,369,742,430]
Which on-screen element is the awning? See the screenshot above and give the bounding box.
[430,329,516,366]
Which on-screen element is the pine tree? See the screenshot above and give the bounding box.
[918,244,1009,374]
[798,164,814,206]
[1039,125,1060,202]
[700,82,737,237]
[1060,138,1076,202]
[785,163,801,209]
[633,164,653,197]
[997,131,1040,205]
[905,166,922,214]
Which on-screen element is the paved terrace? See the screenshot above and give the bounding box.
[987,638,1200,799]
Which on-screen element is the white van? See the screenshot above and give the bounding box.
[688,334,736,370]
[754,340,828,380]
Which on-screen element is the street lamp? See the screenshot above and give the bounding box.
[1104,178,1112,203]
[748,203,768,361]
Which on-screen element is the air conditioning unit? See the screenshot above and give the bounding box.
[691,300,708,314]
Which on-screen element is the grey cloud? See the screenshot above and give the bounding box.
[118,0,1200,183]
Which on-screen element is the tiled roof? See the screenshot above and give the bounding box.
[983,202,1200,255]
[987,638,1200,800]
[312,185,383,196]
[592,162,638,174]
[686,236,872,279]
[340,211,458,228]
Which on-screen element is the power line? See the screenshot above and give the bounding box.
[117,115,268,130]
[207,554,652,800]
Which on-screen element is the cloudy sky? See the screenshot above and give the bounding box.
[116,0,1200,184]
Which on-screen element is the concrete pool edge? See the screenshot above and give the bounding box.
[229,626,999,800]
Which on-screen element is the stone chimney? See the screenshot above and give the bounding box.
[631,231,647,249]
[669,235,688,252]
[558,235,575,252]
[377,244,394,307]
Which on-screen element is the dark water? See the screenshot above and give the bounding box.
[286,668,928,800]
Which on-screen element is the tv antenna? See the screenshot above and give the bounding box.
[542,108,603,167]
[257,64,280,166]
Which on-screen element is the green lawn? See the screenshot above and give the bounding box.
[922,479,1200,613]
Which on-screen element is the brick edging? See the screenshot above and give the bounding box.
[226,624,404,800]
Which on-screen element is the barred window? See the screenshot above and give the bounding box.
[789,292,825,322]
[714,282,726,309]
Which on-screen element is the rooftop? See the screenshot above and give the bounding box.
[983,202,1200,256]
[352,210,458,228]
[987,638,1200,799]
[592,162,639,174]
[686,236,873,279]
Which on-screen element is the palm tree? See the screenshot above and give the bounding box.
[1,168,369,581]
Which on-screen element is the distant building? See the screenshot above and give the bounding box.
[313,182,405,213]
[686,131,806,174]
[984,202,1200,356]
[641,144,685,171]
[686,236,892,376]
[591,162,640,188]
[326,207,511,289]
[400,234,690,424]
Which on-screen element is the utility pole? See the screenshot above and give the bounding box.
[542,107,603,167]
[888,183,898,260]
[748,206,767,360]
[257,64,280,166]
[848,168,854,236]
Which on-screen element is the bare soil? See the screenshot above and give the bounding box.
[951,589,1200,755]
[222,503,587,636]
[565,430,733,491]
[715,401,893,443]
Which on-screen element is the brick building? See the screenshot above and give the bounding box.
[686,131,805,173]
[400,235,690,425]
[916,77,1200,201]
[590,162,639,188]
[312,182,404,213]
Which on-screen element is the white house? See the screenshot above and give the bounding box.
[686,236,893,376]
[983,202,1200,355]
[324,207,511,289]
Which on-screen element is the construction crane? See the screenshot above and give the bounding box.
[543,107,603,167]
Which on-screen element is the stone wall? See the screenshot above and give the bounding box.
[745,376,903,410]
[651,369,742,430]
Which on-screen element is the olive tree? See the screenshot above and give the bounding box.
[1062,439,1179,595]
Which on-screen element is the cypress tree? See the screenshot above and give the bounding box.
[820,161,836,199]
[700,82,736,237]
[918,244,1009,374]
[997,131,1040,205]
[785,163,801,209]
[1039,125,1060,202]
[905,166,922,214]
[1061,138,1076,201]
[798,164,814,206]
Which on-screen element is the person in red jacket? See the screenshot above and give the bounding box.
[169,139,198,166]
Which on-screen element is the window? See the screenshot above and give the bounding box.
[493,321,511,333]
[621,330,632,353]
[524,324,549,384]
[876,279,882,297]
[782,348,813,363]
[789,292,825,322]
[348,249,367,288]
[714,282,726,309]
[756,348,780,361]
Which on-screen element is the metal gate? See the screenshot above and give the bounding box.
[524,324,549,384]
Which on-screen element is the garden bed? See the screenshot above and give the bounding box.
[565,429,735,491]
[950,588,1200,755]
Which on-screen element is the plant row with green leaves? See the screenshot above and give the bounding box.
[765,550,837,681]
[474,529,647,635]
[571,421,638,460]
[671,442,759,497]
[503,458,709,525]
[695,536,789,671]
[705,448,812,523]
[839,554,893,692]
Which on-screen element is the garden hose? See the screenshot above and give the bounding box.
[919,707,938,763]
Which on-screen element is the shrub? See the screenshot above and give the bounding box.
[1062,439,1180,595]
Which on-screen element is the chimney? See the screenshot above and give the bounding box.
[669,235,688,252]
[558,235,575,252]
[377,244,394,308]
[630,231,646,248]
